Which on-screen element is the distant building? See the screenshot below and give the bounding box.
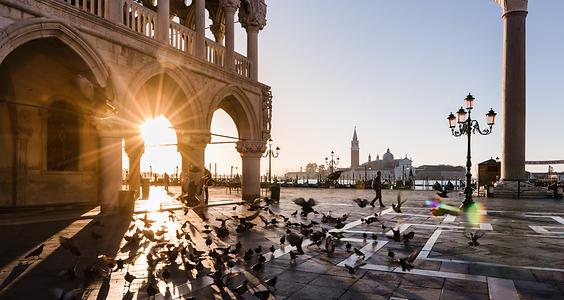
[341,128,414,181]
[414,165,465,180]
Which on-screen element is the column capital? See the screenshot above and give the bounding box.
[238,0,267,31]
[236,140,266,156]
[178,131,211,150]
[220,0,241,13]
[495,0,527,15]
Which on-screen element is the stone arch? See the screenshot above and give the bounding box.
[0,18,110,88]
[122,61,204,132]
[207,84,260,141]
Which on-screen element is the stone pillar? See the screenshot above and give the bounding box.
[236,140,266,201]
[156,0,170,43]
[107,0,123,24]
[239,0,267,80]
[124,135,144,198]
[178,131,210,180]
[195,0,206,59]
[97,119,123,214]
[220,0,240,71]
[499,0,528,181]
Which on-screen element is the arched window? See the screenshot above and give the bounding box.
[47,101,79,171]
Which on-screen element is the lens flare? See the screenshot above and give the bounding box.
[465,202,485,225]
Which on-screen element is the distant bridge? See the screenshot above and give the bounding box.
[525,160,564,165]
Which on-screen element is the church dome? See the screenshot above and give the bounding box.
[383,148,394,161]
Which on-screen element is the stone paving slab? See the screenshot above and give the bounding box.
[1,187,564,299]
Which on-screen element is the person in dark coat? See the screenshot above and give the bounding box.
[370,171,385,208]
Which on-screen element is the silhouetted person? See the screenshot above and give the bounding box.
[370,171,385,207]
[164,173,170,192]
[201,168,212,204]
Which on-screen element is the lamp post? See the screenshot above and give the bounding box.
[447,93,497,211]
[262,138,280,183]
[325,151,340,174]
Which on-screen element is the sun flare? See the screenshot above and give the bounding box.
[139,115,181,174]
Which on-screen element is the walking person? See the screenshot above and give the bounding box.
[370,171,385,208]
[201,168,213,204]
[164,172,170,192]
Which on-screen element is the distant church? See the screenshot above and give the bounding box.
[341,127,414,181]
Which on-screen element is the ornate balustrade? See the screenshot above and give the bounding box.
[205,38,225,67]
[59,0,106,18]
[169,22,195,55]
[234,52,252,78]
[123,0,156,39]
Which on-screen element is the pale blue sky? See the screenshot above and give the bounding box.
[202,0,564,177]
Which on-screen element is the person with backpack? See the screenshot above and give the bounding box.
[370,171,385,208]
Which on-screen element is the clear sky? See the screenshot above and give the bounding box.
[142,1,564,177]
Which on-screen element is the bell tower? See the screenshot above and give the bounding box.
[351,127,359,168]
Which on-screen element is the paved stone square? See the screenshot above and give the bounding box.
[0,187,563,300]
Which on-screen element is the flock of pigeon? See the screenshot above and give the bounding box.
[23,183,484,300]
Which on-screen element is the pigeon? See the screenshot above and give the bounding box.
[392,250,419,271]
[293,198,317,216]
[279,235,286,245]
[59,236,81,256]
[402,231,415,245]
[290,210,298,217]
[345,242,352,252]
[265,276,277,289]
[388,227,401,242]
[392,192,407,213]
[327,170,343,181]
[25,244,45,259]
[124,272,136,286]
[345,258,367,275]
[353,198,369,208]
[353,247,365,257]
[269,245,276,254]
[286,232,304,254]
[464,231,485,247]
[433,182,453,198]
[324,236,335,254]
[289,250,298,262]
[387,249,395,258]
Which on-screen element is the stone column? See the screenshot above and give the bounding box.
[178,131,210,180]
[156,0,170,43]
[499,0,527,181]
[124,135,144,198]
[220,0,240,71]
[236,140,266,201]
[107,0,123,24]
[239,0,267,80]
[97,119,123,214]
[210,22,225,45]
[195,0,206,59]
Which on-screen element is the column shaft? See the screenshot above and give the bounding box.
[224,8,236,71]
[241,153,261,200]
[157,0,170,43]
[195,0,206,59]
[501,11,527,181]
[247,27,259,80]
[99,135,123,214]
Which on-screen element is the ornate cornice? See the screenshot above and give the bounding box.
[494,0,528,15]
[178,132,211,149]
[238,0,267,31]
[236,140,266,154]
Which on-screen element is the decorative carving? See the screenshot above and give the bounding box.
[494,0,528,14]
[210,22,225,43]
[262,87,272,140]
[238,0,267,30]
[236,140,266,154]
[220,0,241,12]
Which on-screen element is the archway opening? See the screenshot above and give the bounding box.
[140,114,181,181]
[206,109,240,185]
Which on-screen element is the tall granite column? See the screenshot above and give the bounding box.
[499,0,527,181]
[236,140,266,201]
[239,0,267,80]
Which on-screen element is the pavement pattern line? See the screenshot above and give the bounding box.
[336,240,389,267]
[488,277,519,300]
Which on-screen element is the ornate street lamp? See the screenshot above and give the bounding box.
[325,151,340,174]
[448,93,497,211]
[262,138,280,183]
